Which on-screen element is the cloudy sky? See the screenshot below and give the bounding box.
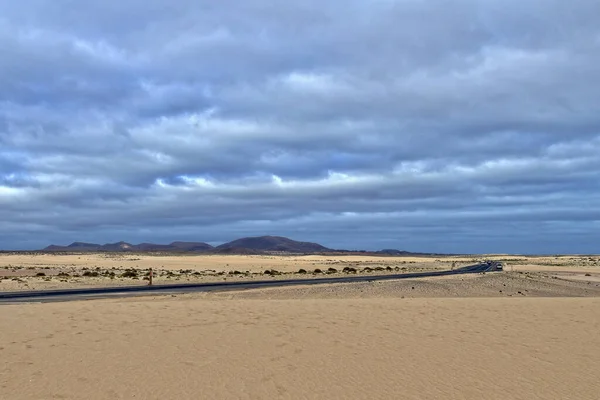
[1,0,599,253]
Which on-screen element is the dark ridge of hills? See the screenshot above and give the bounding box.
[99,241,135,251]
[43,245,72,251]
[215,236,330,253]
[68,242,101,249]
[39,236,426,256]
[376,249,413,255]
[169,241,214,251]
[212,247,267,255]
[43,241,214,253]
[42,236,330,254]
[135,243,180,252]
[44,242,101,251]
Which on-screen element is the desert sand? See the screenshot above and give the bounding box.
[0,253,447,292]
[2,252,600,292]
[0,253,454,273]
[1,291,599,399]
[2,254,600,399]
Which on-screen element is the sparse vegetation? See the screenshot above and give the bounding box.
[121,269,138,278]
[263,269,280,275]
[2,253,599,294]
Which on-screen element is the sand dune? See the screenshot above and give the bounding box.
[2,254,600,399]
[1,295,599,400]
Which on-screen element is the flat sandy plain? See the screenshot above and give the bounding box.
[1,253,600,399]
[1,252,600,291]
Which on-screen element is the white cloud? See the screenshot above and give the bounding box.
[0,0,599,251]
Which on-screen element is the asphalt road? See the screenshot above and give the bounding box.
[0,262,501,304]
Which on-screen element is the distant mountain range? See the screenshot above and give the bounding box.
[214,236,328,253]
[43,240,214,253]
[41,236,417,255]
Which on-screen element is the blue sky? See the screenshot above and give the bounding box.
[1,0,599,253]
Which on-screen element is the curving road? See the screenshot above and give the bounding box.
[0,262,501,304]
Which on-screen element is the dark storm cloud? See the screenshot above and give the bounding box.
[1,0,599,252]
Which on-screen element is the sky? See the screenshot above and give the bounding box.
[1,0,599,253]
